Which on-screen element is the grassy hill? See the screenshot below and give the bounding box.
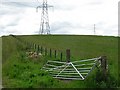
[2,35,119,88]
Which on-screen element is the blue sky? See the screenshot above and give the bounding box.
[0,0,119,36]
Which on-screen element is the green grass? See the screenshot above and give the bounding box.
[19,35,118,78]
[2,35,119,88]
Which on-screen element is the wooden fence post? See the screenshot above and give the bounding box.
[33,43,35,49]
[30,43,32,48]
[100,56,107,80]
[35,44,36,50]
[60,52,63,61]
[37,45,39,51]
[50,48,52,57]
[41,46,43,54]
[55,50,57,58]
[33,43,35,50]
[37,45,39,54]
[66,49,70,63]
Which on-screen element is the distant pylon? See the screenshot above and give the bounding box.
[94,24,96,35]
[36,0,53,34]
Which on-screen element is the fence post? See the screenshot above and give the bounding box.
[41,46,43,54]
[55,50,57,58]
[34,44,36,50]
[37,45,39,54]
[45,48,47,56]
[100,56,107,80]
[30,43,31,48]
[50,48,52,57]
[33,43,35,50]
[66,49,70,63]
[35,44,37,50]
[60,52,62,61]
[38,45,40,51]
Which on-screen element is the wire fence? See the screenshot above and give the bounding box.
[11,35,108,80]
[13,35,69,61]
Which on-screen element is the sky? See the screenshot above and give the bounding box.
[0,0,119,36]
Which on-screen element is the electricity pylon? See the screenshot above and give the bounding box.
[36,0,53,34]
[94,24,96,35]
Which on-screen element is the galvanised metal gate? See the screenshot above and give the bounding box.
[42,57,101,80]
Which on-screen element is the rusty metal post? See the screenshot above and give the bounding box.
[66,49,70,63]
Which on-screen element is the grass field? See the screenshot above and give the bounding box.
[2,35,119,88]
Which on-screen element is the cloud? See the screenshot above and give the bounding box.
[34,22,72,34]
[7,23,18,27]
[54,5,74,11]
[0,5,24,35]
[87,0,104,5]
[0,14,21,27]
[0,3,26,16]
[51,22,72,30]
[0,29,6,33]
[50,21,96,35]
[2,2,38,8]
[2,0,38,2]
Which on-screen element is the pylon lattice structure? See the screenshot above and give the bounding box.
[36,0,53,34]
